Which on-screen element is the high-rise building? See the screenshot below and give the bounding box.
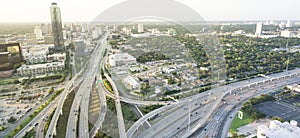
[50,2,64,51]
[92,27,102,39]
[255,22,263,36]
[41,23,52,35]
[286,20,293,28]
[34,26,43,40]
[138,24,144,33]
[81,23,87,33]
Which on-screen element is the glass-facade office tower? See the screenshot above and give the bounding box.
[50,2,64,51]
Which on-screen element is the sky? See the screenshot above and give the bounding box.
[0,0,299,23]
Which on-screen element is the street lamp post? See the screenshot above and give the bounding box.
[188,99,192,131]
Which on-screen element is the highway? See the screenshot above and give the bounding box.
[13,77,84,138]
[13,31,300,138]
[35,115,47,138]
[126,69,300,137]
[79,34,109,138]
[213,77,300,138]
[13,94,62,138]
[103,87,173,105]
[126,90,214,137]
[0,85,62,137]
[136,97,216,138]
[105,74,127,138]
[182,70,300,138]
[45,67,86,137]
[66,33,109,138]
[89,78,107,138]
[89,43,109,137]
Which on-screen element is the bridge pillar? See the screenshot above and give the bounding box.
[53,127,57,136]
[60,109,63,115]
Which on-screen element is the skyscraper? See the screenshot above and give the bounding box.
[50,2,64,51]
[255,22,263,36]
[34,26,43,40]
[286,20,293,28]
[138,24,144,33]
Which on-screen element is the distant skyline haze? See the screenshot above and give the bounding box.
[0,0,299,22]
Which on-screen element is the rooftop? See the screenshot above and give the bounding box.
[257,120,300,138]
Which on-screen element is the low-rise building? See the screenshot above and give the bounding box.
[123,76,140,90]
[281,30,294,38]
[17,62,65,76]
[22,45,65,64]
[161,67,176,74]
[47,53,66,62]
[287,84,300,93]
[109,53,136,66]
[257,120,300,138]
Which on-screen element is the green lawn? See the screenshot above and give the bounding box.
[0,77,19,85]
[230,110,255,133]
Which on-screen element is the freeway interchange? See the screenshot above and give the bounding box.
[126,69,300,138]
[9,31,300,138]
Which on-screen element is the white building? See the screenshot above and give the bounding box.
[47,53,66,62]
[287,84,300,93]
[279,22,286,29]
[81,23,87,33]
[0,38,8,44]
[34,26,43,40]
[257,120,300,138]
[22,45,49,64]
[17,62,65,76]
[281,30,293,38]
[131,33,168,38]
[151,28,158,34]
[125,29,132,35]
[123,76,140,90]
[233,30,245,35]
[286,20,293,28]
[92,31,99,39]
[62,29,67,40]
[92,27,102,39]
[256,22,263,36]
[22,45,65,64]
[138,24,144,33]
[167,28,176,36]
[161,67,176,74]
[109,53,136,66]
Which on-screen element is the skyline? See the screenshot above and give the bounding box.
[0,0,299,23]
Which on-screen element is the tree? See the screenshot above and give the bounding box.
[167,78,175,84]
[68,43,75,50]
[13,79,20,84]
[272,116,285,123]
[7,116,16,123]
[0,126,4,131]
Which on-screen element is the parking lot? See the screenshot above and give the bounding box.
[255,101,300,124]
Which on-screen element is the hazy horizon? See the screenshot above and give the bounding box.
[0,0,299,23]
